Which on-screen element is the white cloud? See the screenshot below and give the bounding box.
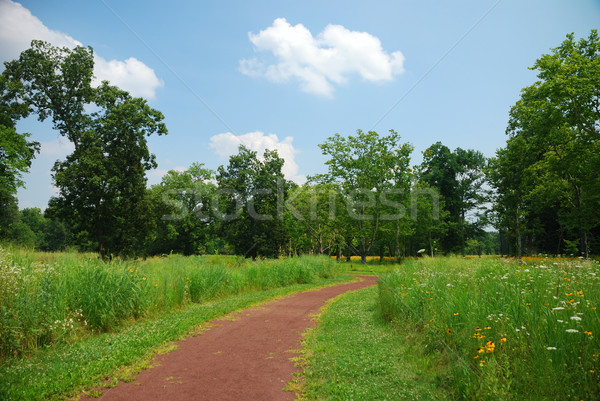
[239,18,405,97]
[0,0,163,99]
[146,166,187,186]
[209,131,306,184]
[39,136,75,159]
[92,56,163,100]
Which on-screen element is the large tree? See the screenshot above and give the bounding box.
[419,142,486,255]
[147,163,216,255]
[216,146,290,259]
[499,30,600,257]
[0,72,39,238]
[317,129,413,263]
[5,41,167,258]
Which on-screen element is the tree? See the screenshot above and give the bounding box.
[147,163,216,255]
[49,83,167,257]
[5,41,167,258]
[216,146,290,259]
[0,73,40,238]
[501,30,600,257]
[419,142,486,255]
[317,129,413,263]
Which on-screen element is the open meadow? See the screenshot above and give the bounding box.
[0,248,342,400]
[376,256,600,400]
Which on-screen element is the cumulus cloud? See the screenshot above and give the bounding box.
[209,131,306,184]
[146,166,187,186]
[0,0,163,99]
[239,18,405,97]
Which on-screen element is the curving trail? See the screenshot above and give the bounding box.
[84,275,377,401]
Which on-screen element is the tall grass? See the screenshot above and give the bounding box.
[378,257,600,400]
[0,247,337,360]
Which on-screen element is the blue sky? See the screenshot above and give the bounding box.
[1,0,599,209]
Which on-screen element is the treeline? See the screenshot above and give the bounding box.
[1,31,599,260]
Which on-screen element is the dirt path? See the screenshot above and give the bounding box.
[85,275,377,401]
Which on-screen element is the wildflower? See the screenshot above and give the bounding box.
[475,326,482,331]
[570,316,582,321]
[500,337,507,343]
[484,326,491,330]
[584,330,592,336]
[591,370,595,374]
[447,329,452,335]
[142,277,146,281]
[565,329,579,333]
[546,347,557,350]
[593,354,599,358]
[477,347,485,354]
[453,312,459,316]
[553,307,565,311]
[485,341,495,353]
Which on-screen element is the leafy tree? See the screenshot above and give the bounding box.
[5,41,167,258]
[216,146,290,259]
[147,163,216,255]
[501,30,600,257]
[0,72,40,238]
[317,129,413,263]
[419,142,486,255]
[486,136,529,258]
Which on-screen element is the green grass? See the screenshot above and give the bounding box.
[378,257,600,400]
[0,248,338,359]
[0,274,355,401]
[296,285,449,400]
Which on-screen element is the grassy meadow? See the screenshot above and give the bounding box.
[0,247,338,360]
[3,247,600,400]
[377,256,600,400]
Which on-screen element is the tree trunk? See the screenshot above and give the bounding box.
[428,229,434,257]
[461,210,465,257]
[395,220,401,263]
[516,210,522,261]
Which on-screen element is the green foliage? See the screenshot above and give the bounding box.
[490,30,600,257]
[4,41,167,259]
[147,163,216,255]
[317,129,414,263]
[378,257,600,400]
[216,145,291,259]
[419,142,486,255]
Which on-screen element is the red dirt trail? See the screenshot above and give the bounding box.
[84,275,377,401]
